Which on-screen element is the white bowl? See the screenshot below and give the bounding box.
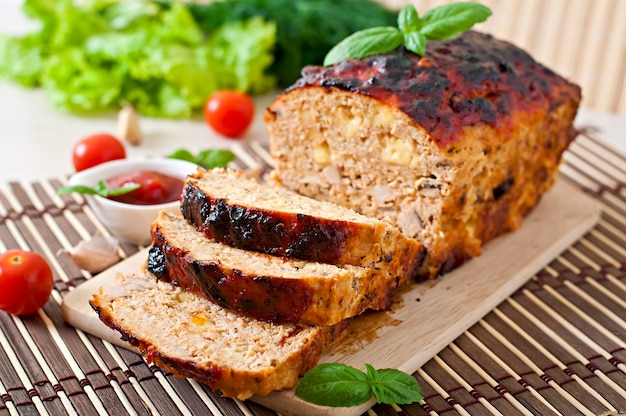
[68,158,199,245]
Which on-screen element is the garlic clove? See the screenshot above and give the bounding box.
[66,234,121,274]
[118,103,142,146]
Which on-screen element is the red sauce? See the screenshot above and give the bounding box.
[145,348,157,364]
[106,171,184,205]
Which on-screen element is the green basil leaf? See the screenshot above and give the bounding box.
[323,27,402,66]
[403,31,427,56]
[167,149,196,163]
[397,4,421,33]
[105,183,141,196]
[295,363,372,407]
[369,367,423,405]
[196,149,236,169]
[420,2,492,41]
[323,2,491,64]
[56,181,140,197]
[56,184,101,196]
[364,363,379,383]
[168,148,235,169]
[95,180,108,194]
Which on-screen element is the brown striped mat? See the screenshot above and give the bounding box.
[1,129,625,416]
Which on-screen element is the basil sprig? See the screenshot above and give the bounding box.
[167,148,235,170]
[324,2,492,65]
[295,363,423,407]
[57,180,140,197]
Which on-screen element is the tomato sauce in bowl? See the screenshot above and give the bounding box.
[67,158,198,245]
[106,171,184,205]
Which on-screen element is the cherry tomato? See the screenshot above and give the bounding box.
[203,91,255,138]
[72,133,126,172]
[0,250,54,315]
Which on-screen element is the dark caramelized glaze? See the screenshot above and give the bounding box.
[290,31,581,148]
[180,181,354,263]
[157,356,226,387]
[147,224,316,324]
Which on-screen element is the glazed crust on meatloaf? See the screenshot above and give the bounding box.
[90,270,350,400]
[148,210,402,325]
[265,30,582,280]
[180,168,425,281]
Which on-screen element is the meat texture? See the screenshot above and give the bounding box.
[90,270,350,400]
[180,168,424,281]
[148,210,402,325]
[265,31,581,279]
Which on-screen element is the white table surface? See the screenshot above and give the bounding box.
[1,2,626,184]
[0,77,278,183]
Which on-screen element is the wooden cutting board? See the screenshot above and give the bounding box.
[61,179,600,416]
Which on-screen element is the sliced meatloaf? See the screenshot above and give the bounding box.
[147,210,402,325]
[90,270,350,400]
[265,30,581,280]
[180,168,425,281]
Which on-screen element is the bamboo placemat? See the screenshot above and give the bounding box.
[0,128,625,416]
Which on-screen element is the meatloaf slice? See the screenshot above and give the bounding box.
[147,210,402,325]
[90,270,350,400]
[265,30,581,280]
[180,167,424,281]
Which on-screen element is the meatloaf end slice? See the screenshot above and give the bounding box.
[180,167,425,282]
[90,270,350,400]
[265,31,581,279]
[147,210,402,326]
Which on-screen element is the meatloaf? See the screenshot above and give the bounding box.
[148,210,402,325]
[180,168,424,281]
[90,270,350,400]
[265,30,582,279]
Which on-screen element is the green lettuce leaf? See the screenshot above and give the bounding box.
[205,16,277,95]
[0,0,276,118]
[0,34,45,87]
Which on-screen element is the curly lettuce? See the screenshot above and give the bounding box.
[0,0,276,118]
